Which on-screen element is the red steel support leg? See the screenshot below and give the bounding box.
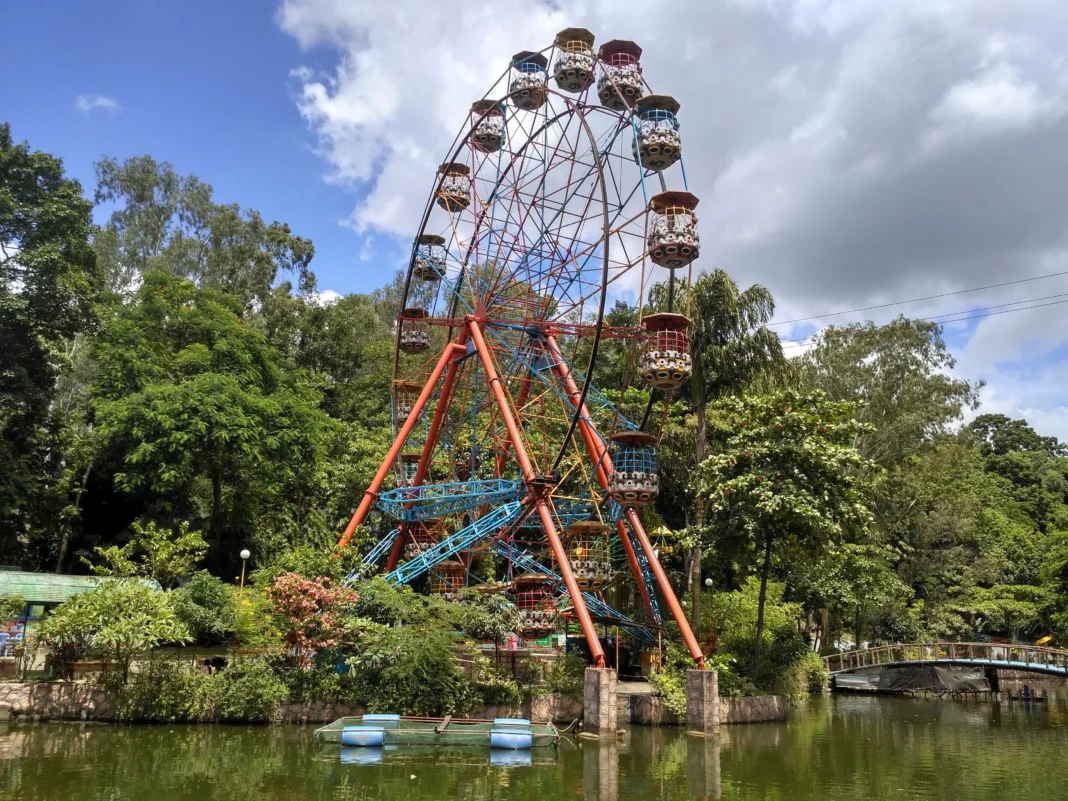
[384,335,470,572]
[544,333,705,669]
[468,320,607,668]
[627,507,704,668]
[543,335,660,632]
[495,367,532,477]
[337,341,467,549]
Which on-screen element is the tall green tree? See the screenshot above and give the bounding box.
[0,124,101,561]
[651,269,785,631]
[89,273,331,565]
[799,317,981,467]
[969,413,1067,458]
[697,389,880,677]
[93,155,314,307]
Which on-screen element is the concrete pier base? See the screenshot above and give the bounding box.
[686,669,720,734]
[584,667,618,735]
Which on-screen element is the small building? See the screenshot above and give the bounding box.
[0,568,160,657]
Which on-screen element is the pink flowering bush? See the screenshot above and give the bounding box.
[266,572,359,669]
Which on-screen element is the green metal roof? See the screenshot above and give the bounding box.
[0,572,161,604]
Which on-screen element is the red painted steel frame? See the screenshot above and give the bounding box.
[538,335,658,626]
[337,341,467,549]
[467,319,607,668]
[384,334,470,572]
[544,334,706,669]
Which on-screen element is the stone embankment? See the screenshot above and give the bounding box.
[0,680,783,725]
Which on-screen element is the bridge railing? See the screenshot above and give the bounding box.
[823,641,1068,673]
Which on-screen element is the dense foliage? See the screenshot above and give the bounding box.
[0,124,101,563]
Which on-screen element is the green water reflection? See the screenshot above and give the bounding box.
[2,696,1066,800]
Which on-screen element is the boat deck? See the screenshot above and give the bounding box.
[314,715,559,748]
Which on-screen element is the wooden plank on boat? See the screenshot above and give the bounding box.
[435,715,452,734]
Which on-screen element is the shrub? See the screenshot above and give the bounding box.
[705,579,819,696]
[173,571,238,645]
[457,591,520,652]
[282,656,363,707]
[355,576,456,627]
[546,653,586,698]
[108,657,287,723]
[111,658,210,722]
[266,572,359,668]
[45,641,89,682]
[650,640,696,715]
[468,653,523,707]
[37,580,189,684]
[207,658,288,722]
[233,589,286,657]
[649,667,687,716]
[346,622,476,716]
[0,594,26,623]
[250,545,359,586]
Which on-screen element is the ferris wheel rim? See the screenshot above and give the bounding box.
[393,90,620,376]
[393,91,617,474]
[390,40,679,473]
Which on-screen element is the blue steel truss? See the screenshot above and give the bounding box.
[624,527,664,628]
[376,479,524,522]
[384,501,525,586]
[344,528,402,585]
[491,539,656,645]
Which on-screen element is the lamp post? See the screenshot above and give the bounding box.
[239,549,251,591]
[704,578,713,588]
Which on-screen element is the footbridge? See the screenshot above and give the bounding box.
[824,642,1068,678]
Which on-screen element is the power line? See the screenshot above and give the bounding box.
[781,295,1068,348]
[770,269,1068,327]
[781,291,1068,345]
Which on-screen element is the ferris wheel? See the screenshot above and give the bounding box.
[339,29,705,669]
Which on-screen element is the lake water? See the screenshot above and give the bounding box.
[2,696,1067,800]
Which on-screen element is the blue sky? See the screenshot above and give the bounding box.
[1,1,400,296]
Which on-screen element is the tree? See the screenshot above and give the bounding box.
[89,273,331,561]
[85,520,208,588]
[969,414,1067,458]
[93,156,314,307]
[799,317,981,467]
[696,389,880,678]
[948,584,1047,642]
[37,580,188,683]
[458,591,521,657]
[652,269,785,631]
[0,124,101,560]
[0,594,26,622]
[172,570,238,644]
[265,572,359,669]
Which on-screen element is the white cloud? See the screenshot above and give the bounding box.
[311,288,341,306]
[74,94,121,114]
[278,0,1068,439]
